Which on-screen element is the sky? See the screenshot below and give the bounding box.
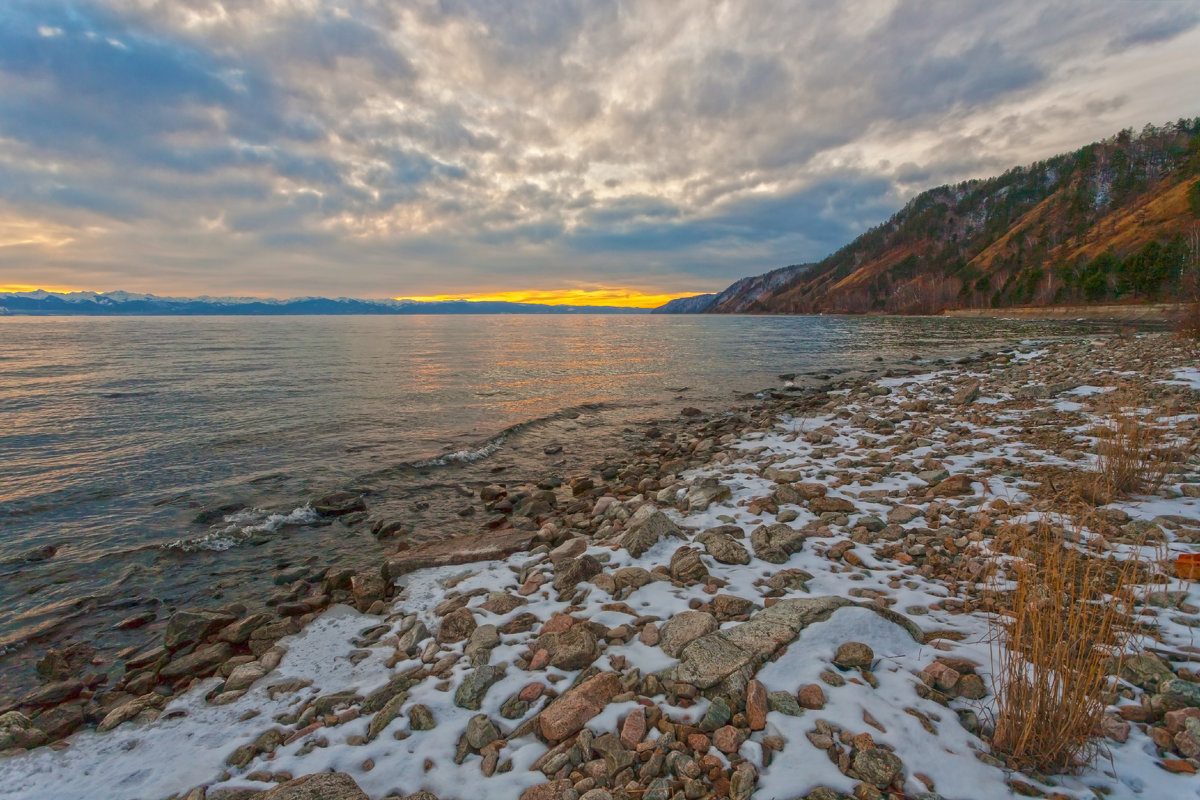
[1,1,1199,307]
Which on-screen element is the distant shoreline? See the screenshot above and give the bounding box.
[941,301,1183,323]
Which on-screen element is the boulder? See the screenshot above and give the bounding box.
[552,554,603,594]
[160,642,233,679]
[537,626,600,670]
[619,505,684,557]
[750,524,805,564]
[437,607,477,644]
[659,597,922,695]
[659,611,719,658]
[538,672,621,742]
[669,546,710,584]
[312,491,366,517]
[164,609,237,650]
[696,527,750,565]
[260,773,369,800]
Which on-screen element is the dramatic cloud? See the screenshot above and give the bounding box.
[1,0,1198,300]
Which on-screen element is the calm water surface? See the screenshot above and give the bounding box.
[0,314,1113,696]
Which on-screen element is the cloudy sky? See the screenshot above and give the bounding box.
[2,0,1199,305]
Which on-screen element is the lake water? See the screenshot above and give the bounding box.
[0,313,1115,697]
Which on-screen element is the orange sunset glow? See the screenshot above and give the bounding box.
[395,288,706,309]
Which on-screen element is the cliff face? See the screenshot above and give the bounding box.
[669,119,1200,315]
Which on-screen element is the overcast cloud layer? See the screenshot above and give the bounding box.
[2,0,1199,298]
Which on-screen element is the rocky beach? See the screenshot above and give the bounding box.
[2,331,1199,800]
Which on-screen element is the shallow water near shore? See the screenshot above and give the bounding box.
[0,313,1122,697]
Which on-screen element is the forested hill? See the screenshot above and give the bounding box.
[705,119,1200,315]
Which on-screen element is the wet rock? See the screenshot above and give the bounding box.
[659,610,719,658]
[30,703,84,739]
[224,662,268,693]
[669,546,710,584]
[218,613,272,645]
[538,672,621,742]
[20,679,84,708]
[259,772,369,800]
[160,642,233,679]
[382,530,535,580]
[164,609,237,650]
[97,693,167,732]
[697,527,751,565]
[620,505,684,557]
[0,711,45,750]
[750,523,805,564]
[312,491,366,517]
[537,625,600,670]
[350,572,387,611]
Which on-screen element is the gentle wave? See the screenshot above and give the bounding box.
[162,505,319,552]
[411,434,507,468]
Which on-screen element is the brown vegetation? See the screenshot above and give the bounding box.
[989,514,1146,774]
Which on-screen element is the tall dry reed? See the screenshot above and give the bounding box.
[989,514,1145,774]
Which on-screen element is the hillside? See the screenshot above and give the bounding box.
[678,120,1200,315]
[653,263,811,314]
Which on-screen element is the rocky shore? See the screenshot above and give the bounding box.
[2,333,1199,800]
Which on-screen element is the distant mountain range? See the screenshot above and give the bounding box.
[0,290,648,316]
[658,118,1200,314]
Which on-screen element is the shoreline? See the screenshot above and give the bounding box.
[941,303,1183,323]
[2,332,1198,800]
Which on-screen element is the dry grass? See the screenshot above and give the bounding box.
[1092,388,1182,498]
[989,514,1147,773]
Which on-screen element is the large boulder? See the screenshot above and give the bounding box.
[619,505,684,557]
[659,597,923,695]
